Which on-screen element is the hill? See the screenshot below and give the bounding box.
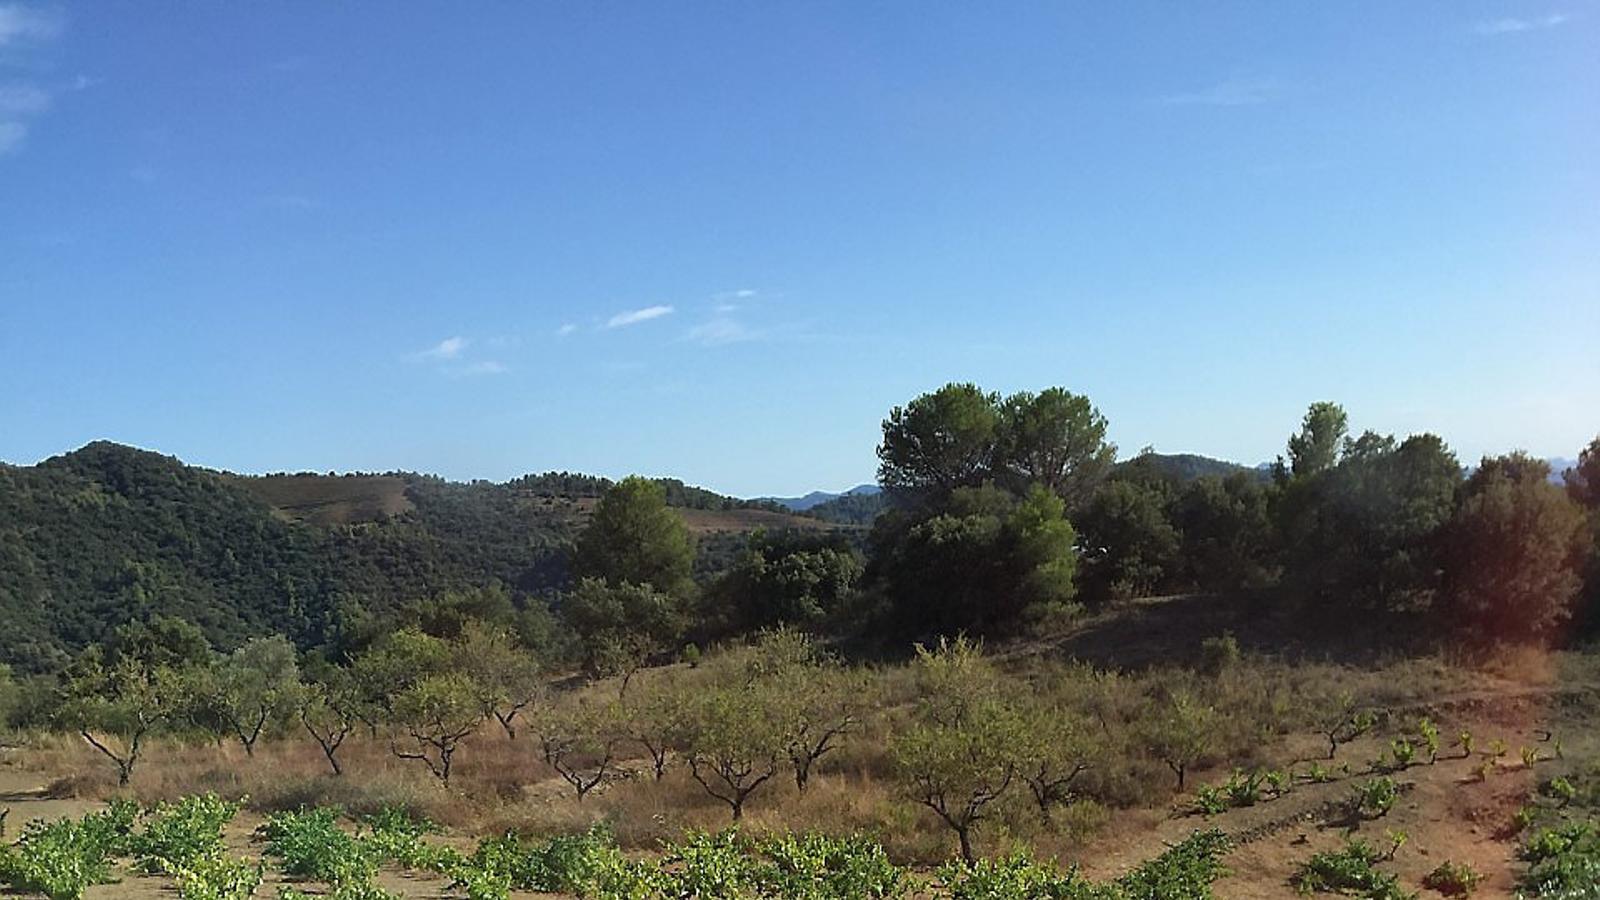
[0,442,827,672]
[1114,451,1263,484]
[761,484,881,512]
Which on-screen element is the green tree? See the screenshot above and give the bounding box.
[1076,479,1180,602]
[1440,454,1590,641]
[350,627,451,721]
[573,476,695,596]
[57,648,187,785]
[682,679,786,821]
[1565,436,1600,510]
[891,638,1028,862]
[537,696,623,801]
[876,383,1001,505]
[564,578,685,689]
[389,672,486,786]
[1282,401,1349,480]
[707,531,863,634]
[202,635,301,757]
[1171,474,1275,592]
[297,665,363,776]
[453,620,543,739]
[871,484,1078,637]
[996,388,1116,509]
[1142,688,1215,791]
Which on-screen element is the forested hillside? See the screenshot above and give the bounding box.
[0,442,821,672]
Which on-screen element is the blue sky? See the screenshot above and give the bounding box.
[1,3,1595,496]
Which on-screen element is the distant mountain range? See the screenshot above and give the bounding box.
[759,484,882,512]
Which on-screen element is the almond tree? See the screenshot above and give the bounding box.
[683,681,785,821]
[891,637,1029,862]
[390,672,485,786]
[537,697,623,801]
[58,649,184,786]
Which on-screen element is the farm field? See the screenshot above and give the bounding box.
[3,594,1596,899]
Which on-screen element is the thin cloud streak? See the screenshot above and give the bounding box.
[1474,13,1568,34]
[0,4,62,46]
[415,336,468,360]
[605,305,674,328]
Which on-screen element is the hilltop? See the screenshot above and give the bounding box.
[0,441,831,671]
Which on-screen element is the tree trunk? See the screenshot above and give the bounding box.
[957,825,974,863]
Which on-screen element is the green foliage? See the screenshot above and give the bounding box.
[565,578,686,680]
[1076,479,1181,602]
[892,638,1031,860]
[1355,777,1400,819]
[758,831,907,899]
[1421,860,1482,897]
[158,855,264,900]
[573,476,696,597]
[1294,838,1415,898]
[132,792,241,873]
[938,849,1112,900]
[0,804,137,900]
[1519,820,1600,896]
[1278,427,1461,612]
[707,531,863,634]
[1285,402,1350,479]
[259,807,376,885]
[1441,453,1590,640]
[871,484,1079,638]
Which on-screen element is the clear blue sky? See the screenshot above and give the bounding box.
[2,3,1595,496]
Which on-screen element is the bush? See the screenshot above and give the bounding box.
[258,807,376,885]
[133,792,241,873]
[0,803,138,900]
[1420,860,1481,897]
[1293,838,1412,899]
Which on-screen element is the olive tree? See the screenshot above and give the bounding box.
[204,635,301,757]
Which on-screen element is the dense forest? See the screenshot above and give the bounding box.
[0,443,808,673]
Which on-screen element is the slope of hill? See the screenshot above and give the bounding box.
[1115,451,1264,484]
[0,442,825,672]
[761,484,881,512]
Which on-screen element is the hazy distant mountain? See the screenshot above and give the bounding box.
[761,484,882,512]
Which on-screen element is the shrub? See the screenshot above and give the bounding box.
[1355,777,1400,819]
[159,854,264,900]
[0,804,138,900]
[1293,838,1412,898]
[758,831,907,899]
[259,807,376,885]
[133,792,242,872]
[937,849,1113,899]
[1420,860,1481,896]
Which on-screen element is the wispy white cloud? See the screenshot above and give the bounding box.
[0,8,74,158]
[0,4,62,47]
[1162,78,1281,107]
[1474,13,1568,34]
[686,317,758,347]
[416,336,469,360]
[556,323,578,337]
[605,305,674,328]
